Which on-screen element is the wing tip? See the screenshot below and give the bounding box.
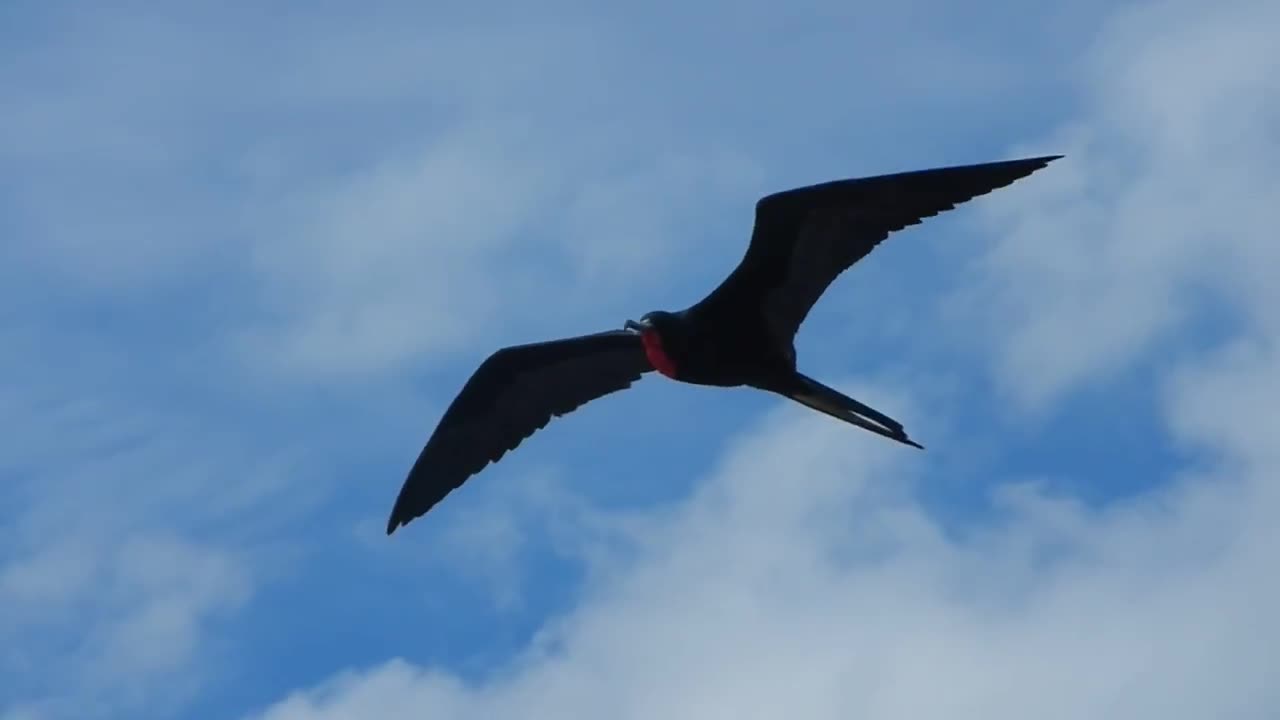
[1001,153,1064,172]
[1022,153,1065,169]
[981,153,1064,191]
[386,501,425,535]
[385,498,417,536]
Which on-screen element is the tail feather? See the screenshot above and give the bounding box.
[780,373,924,449]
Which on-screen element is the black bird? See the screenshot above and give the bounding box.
[386,154,1060,534]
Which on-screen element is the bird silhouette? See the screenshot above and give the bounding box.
[386,154,1061,534]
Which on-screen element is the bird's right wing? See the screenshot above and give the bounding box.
[697,155,1061,344]
[386,330,653,534]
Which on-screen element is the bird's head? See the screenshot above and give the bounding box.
[624,310,679,336]
[624,311,683,378]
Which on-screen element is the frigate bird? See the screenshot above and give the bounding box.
[386,154,1060,534]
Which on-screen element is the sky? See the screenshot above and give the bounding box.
[2,0,1278,717]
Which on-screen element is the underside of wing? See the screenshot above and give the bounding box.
[386,330,653,534]
[701,155,1061,342]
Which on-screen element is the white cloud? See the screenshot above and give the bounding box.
[1163,337,1280,469]
[244,0,1280,716]
[239,122,762,379]
[2,6,769,381]
[0,352,292,718]
[1,2,1064,384]
[239,124,559,378]
[1,534,251,720]
[958,0,1280,410]
[247,390,1278,719]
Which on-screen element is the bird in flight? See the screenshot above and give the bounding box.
[386,154,1061,535]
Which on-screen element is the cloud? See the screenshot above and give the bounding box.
[3,535,251,716]
[239,123,761,379]
[243,0,1280,717]
[7,7,776,382]
[956,0,1280,410]
[1,529,253,719]
[1,1,1067,383]
[239,124,559,378]
[248,386,1278,719]
[0,330,299,718]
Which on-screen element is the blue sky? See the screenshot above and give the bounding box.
[2,0,1278,718]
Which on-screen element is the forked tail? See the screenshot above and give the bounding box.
[778,372,924,449]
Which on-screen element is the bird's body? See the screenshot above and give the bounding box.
[637,307,791,388]
[386,154,1062,534]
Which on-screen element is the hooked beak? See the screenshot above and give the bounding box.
[624,318,647,334]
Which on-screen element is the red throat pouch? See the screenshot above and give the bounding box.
[640,330,678,378]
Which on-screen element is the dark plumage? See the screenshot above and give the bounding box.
[386,154,1061,534]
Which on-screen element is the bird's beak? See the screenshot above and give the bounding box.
[624,319,646,334]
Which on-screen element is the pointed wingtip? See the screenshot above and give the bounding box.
[996,154,1062,184]
[1004,154,1063,169]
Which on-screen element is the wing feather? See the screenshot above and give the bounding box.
[386,330,652,533]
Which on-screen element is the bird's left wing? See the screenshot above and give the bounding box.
[386,330,653,534]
